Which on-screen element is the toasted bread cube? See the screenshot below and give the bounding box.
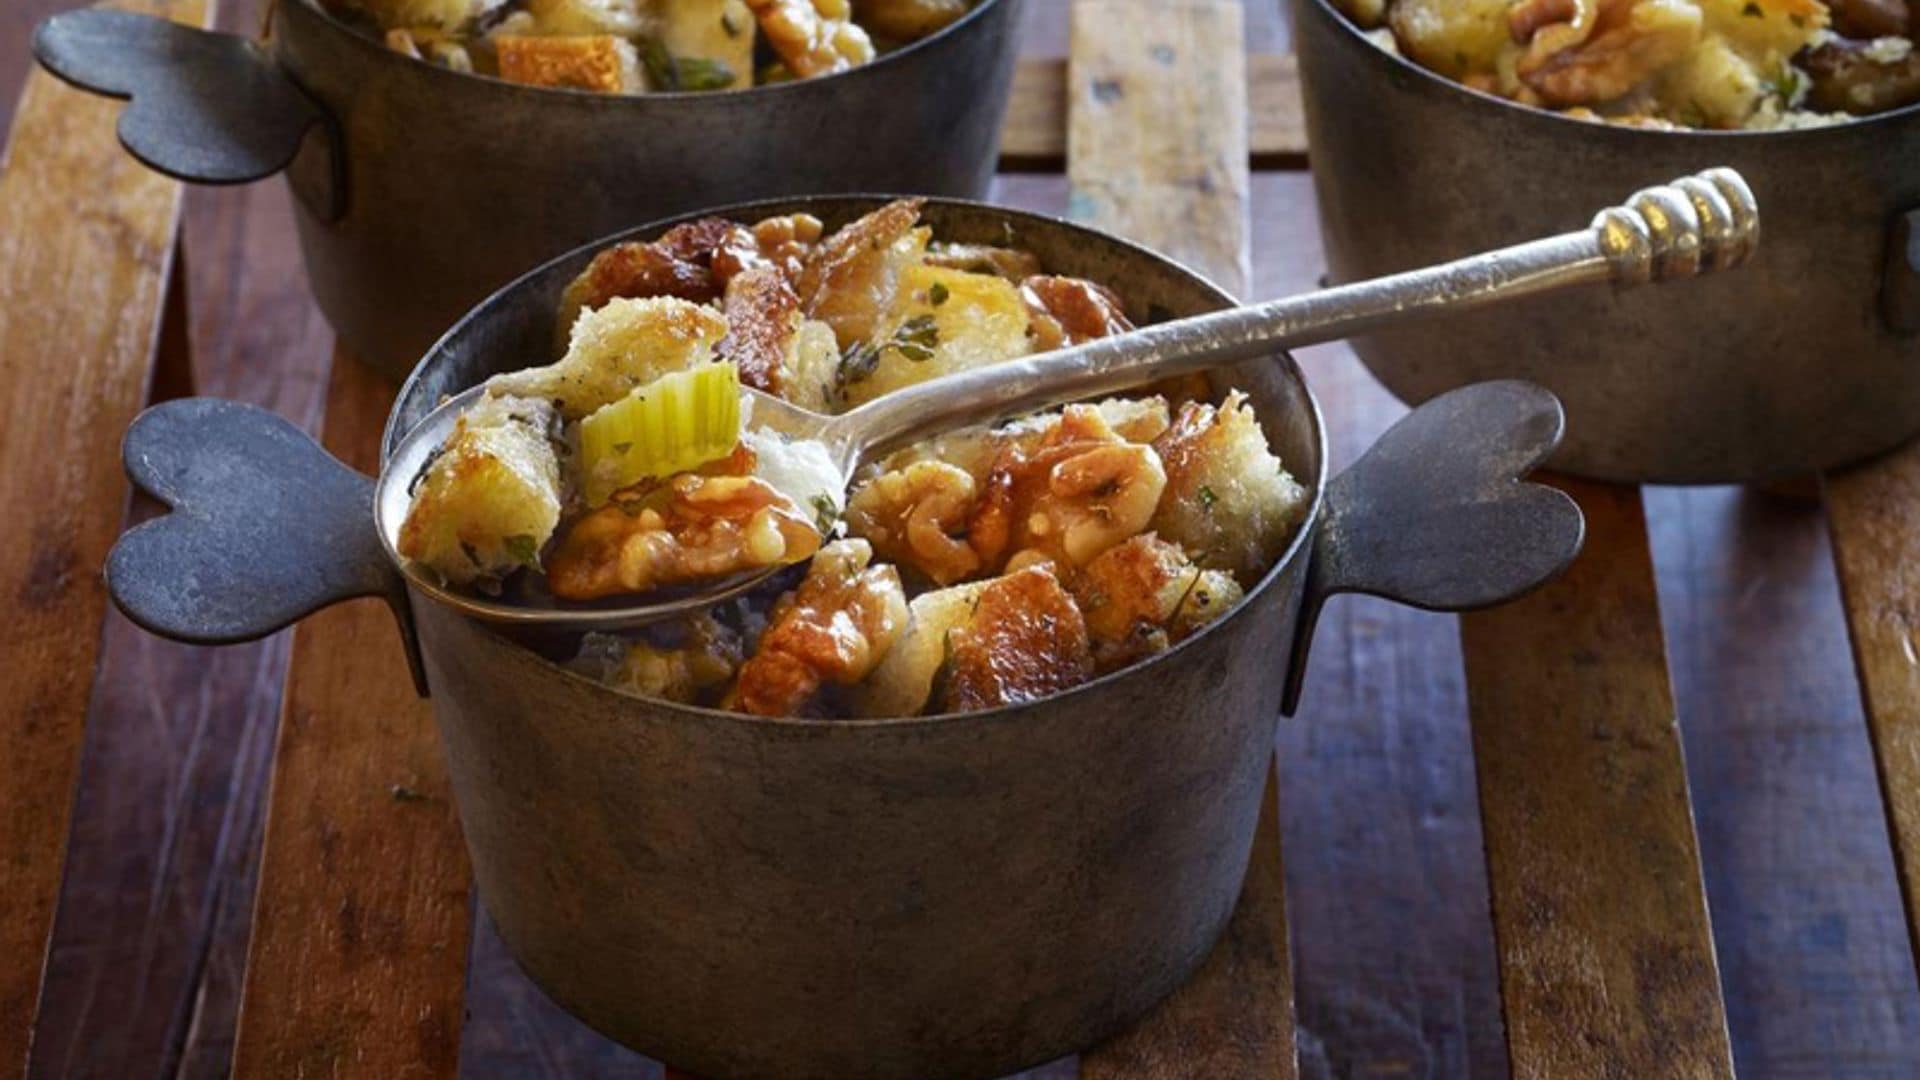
[1149,391,1307,582]
[398,394,563,587]
[1074,533,1244,671]
[798,199,929,349]
[495,33,643,93]
[1388,0,1515,79]
[489,296,727,419]
[838,264,1032,407]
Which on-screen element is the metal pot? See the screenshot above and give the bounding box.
[1292,0,1920,483]
[102,197,1584,1080]
[31,0,1024,381]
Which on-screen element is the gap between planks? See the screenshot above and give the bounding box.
[0,2,207,1076]
[1460,477,1734,1079]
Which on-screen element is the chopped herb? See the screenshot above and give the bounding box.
[612,441,633,456]
[837,340,881,389]
[504,534,541,567]
[460,540,483,567]
[675,57,737,91]
[890,314,940,361]
[1762,60,1806,103]
[640,39,735,91]
[1198,485,1218,509]
[929,282,951,306]
[810,493,840,535]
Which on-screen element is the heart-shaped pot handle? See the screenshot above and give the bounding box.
[33,8,341,217]
[1281,380,1585,714]
[107,398,424,692]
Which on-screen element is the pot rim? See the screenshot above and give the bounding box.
[287,0,1013,105]
[386,193,1331,731]
[1304,0,1920,139]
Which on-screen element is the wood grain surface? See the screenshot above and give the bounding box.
[227,348,471,1079]
[1461,480,1734,1079]
[8,0,1920,1077]
[0,2,205,1074]
[1828,445,1920,987]
[1065,0,1251,299]
[1002,54,1304,168]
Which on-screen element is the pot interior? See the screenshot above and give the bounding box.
[384,196,1329,708]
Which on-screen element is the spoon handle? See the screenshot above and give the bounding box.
[837,168,1757,454]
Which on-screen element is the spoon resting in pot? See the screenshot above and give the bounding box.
[376,168,1758,631]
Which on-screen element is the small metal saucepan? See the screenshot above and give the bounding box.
[105,197,1587,1079]
[31,0,1024,382]
[1293,0,1920,483]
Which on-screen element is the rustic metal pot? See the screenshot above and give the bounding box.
[102,197,1583,1079]
[1293,0,1920,483]
[31,0,1024,381]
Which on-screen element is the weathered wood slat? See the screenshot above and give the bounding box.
[1825,445,1920,962]
[1460,478,1734,1079]
[1001,54,1304,167]
[230,348,472,1078]
[1066,4,1295,1076]
[0,2,205,1073]
[1064,1,1251,298]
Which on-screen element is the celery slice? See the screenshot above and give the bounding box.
[579,362,742,506]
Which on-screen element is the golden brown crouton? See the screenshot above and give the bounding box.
[941,565,1093,712]
[796,198,927,348]
[493,295,727,419]
[1149,391,1307,582]
[1072,533,1244,672]
[494,33,643,93]
[398,394,563,587]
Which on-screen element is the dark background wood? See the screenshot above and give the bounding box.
[4,2,1917,1076]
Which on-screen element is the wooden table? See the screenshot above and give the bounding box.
[5,1,1920,1077]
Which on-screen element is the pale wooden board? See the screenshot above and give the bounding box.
[1067,4,1296,1077]
[229,348,472,1078]
[1826,444,1920,961]
[1001,54,1303,167]
[1460,478,1734,1079]
[0,1,205,1073]
[1065,0,1251,297]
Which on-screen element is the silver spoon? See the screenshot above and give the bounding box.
[375,168,1758,630]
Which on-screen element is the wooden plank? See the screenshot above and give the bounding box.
[1460,479,1734,1079]
[1067,4,1295,1076]
[1064,2,1250,295]
[1826,443,1920,969]
[1000,54,1304,169]
[230,347,471,1079]
[0,2,206,1074]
